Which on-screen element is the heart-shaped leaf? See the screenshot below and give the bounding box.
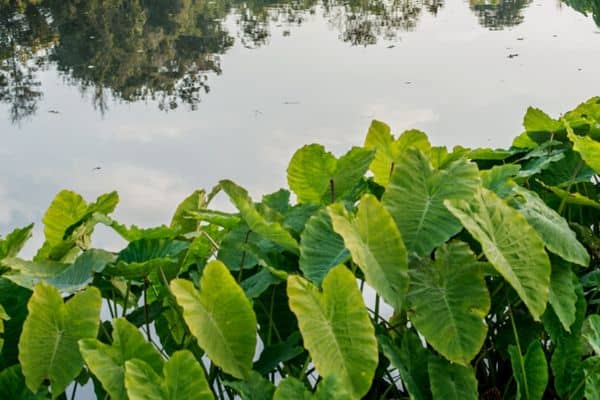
[446,188,551,320]
[329,194,408,311]
[19,283,101,398]
[364,120,430,187]
[382,149,480,257]
[124,350,213,400]
[79,318,164,400]
[287,144,374,204]
[287,265,378,399]
[171,260,257,379]
[408,241,490,365]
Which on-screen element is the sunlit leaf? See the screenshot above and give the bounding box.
[364,120,430,187]
[79,318,164,400]
[329,194,408,311]
[287,145,374,204]
[287,265,378,399]
[428,356,478,400]
[446,188,550,320]
[221,180,299,254]
[171,260,256,379]
[124,350,213,400]
[408,242,490,365]
[383,149,479,257]
[19,283,101,398]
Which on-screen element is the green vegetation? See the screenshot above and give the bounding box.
[0,97,600,398]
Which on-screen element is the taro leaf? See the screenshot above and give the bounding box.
[584,356,600,400]
[383,149,480,257]
[224,370,274,400]
[4,250,115,292]
[218,224,275,271]
[220,180,298,254]
[407,242,490,365]
[187,210,241,229]
[567,121,600,174]
[538,181,600,209]
[583,315,600,355]
[287,265,378,399]
[363,120,431,187]
[287,144,374,204]
[0,304,7,351]
[171,260,256,379]
[523,107,563,143]
[273,377,311,399]
[273,375,351,400]
[79,318,164,400]
[539,150,595,187]
[19,283,101,398]
[241,268,283,299]
[105,218,179,241]
[299,209,350,285]
[445,188,551,320]
[481,164,521,198]
[313,375,352,399]
[509,186,589,266]
[124,350,213,400]
[283,204,321,236]
[379,333,431,400]
[328,194,408,311]
[428,356,478,400]
[253,332,304,375]
[508,341,548,400]
[550,331,585,399]
[548,262,579,332]
[0,278,32,368]
[0,224,33,259]
[37,191,118,261]
[105,239,188,280]
[0,365,48,400]
[170,189,206,233]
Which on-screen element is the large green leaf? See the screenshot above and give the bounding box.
[567,122,600,174]
[287,265,378,399]
[18,283,101,398]
[379,333,431,400]
[445,188,551,320]
[407,242,490,365]
[0,304,7,351]
[583,357,600,400]
[287,144,374,204]
[523,107,563,142]
[428,356,478,400]
[328,194,408,311]
[170,189,206,232]
[224,370,275,400]
[0,224,33,259]
[363,120,431,187]
[383,149,479,257]
[170,260,257,379]
[510,186,589,266]
[273,376,351,400]
[548,262,578,332]
[299,209,350,285]
[220,180,299,254]
[36,191,119,261]
[124,350,213,400]
[4,249,114,292]
[79,318,164,400]
[508,341,548,400]
[583,315,600,355]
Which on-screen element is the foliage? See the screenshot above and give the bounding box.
[2,97,600,398]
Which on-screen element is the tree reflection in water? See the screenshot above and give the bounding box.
[1,0,599,124]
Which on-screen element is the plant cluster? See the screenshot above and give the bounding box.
[2,98,600,399]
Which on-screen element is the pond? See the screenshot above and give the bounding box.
[1,0,600,254]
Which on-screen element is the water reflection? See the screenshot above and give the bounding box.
[469,0,531,30]
[1,0,599,124]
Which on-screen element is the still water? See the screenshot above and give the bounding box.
[1,0,600,253]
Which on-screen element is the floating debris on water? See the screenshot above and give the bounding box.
[507,53,519,58]
[48,110,60,114]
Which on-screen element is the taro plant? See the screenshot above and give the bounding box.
[1,97,600,399]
